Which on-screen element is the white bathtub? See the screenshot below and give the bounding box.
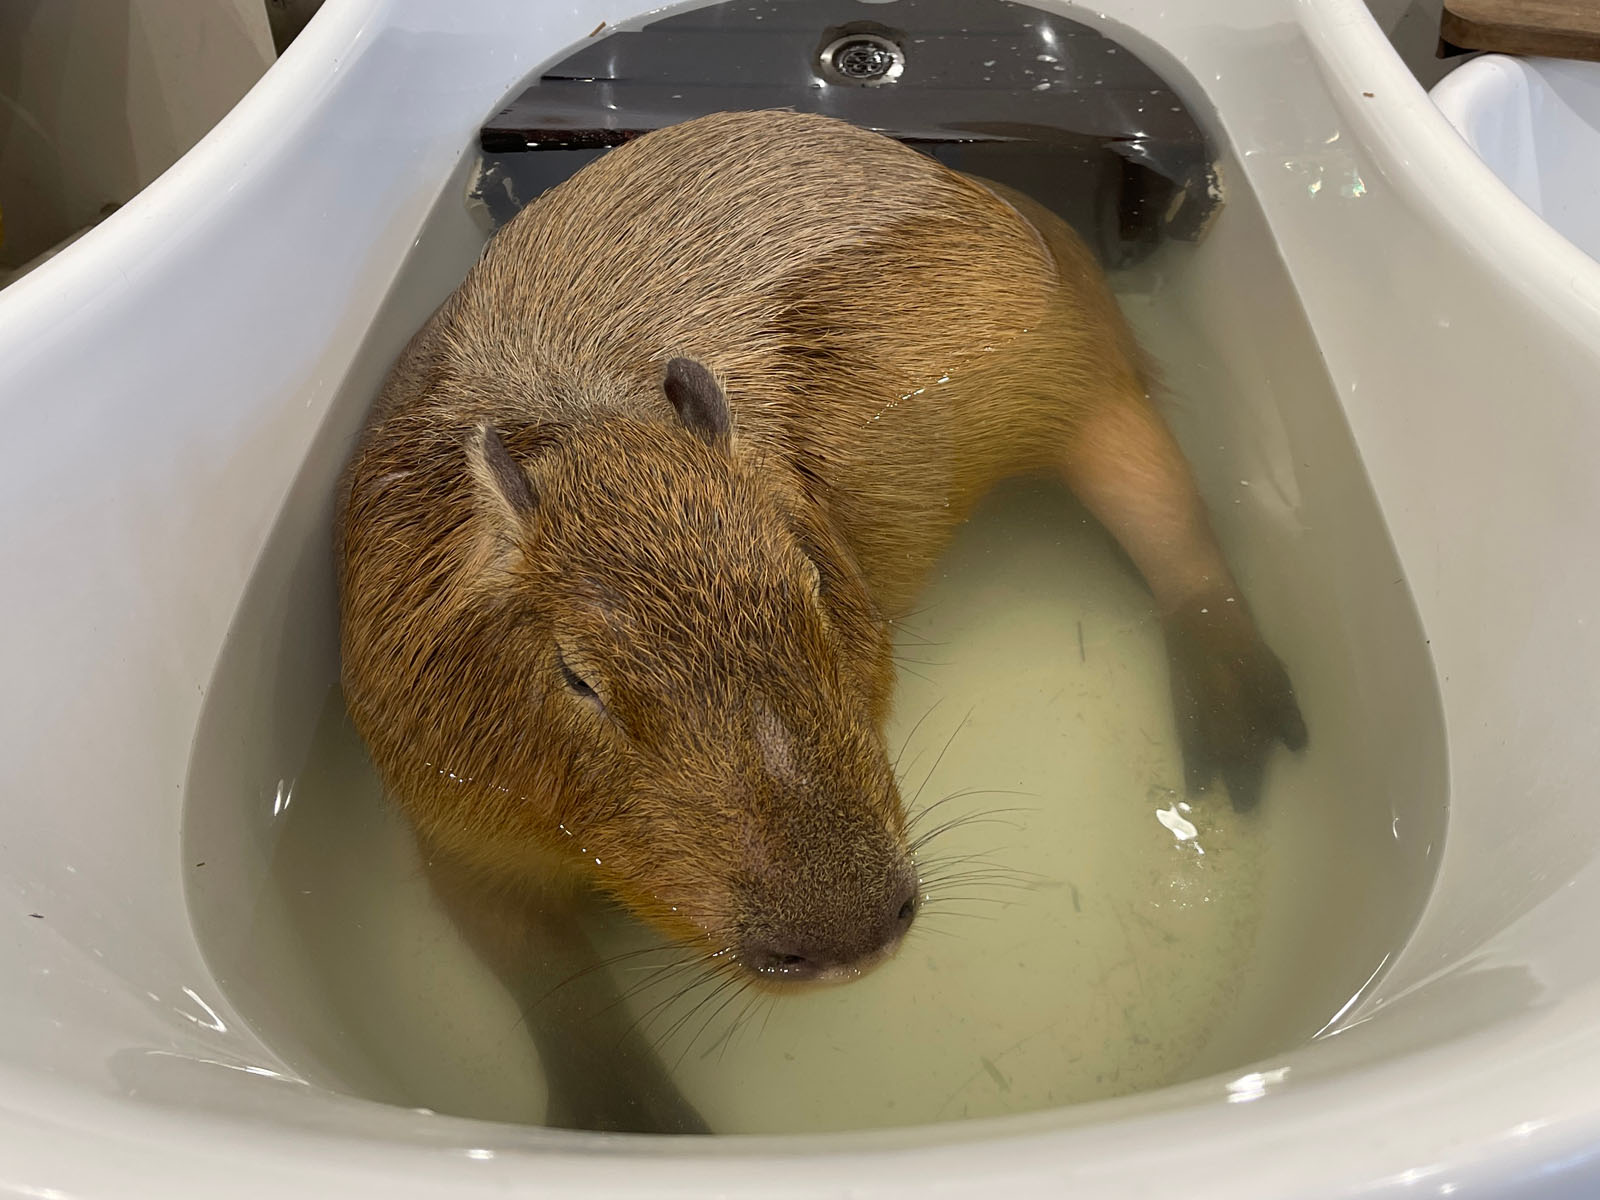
[3,0,1600,1195]
[1432,53,1600,264]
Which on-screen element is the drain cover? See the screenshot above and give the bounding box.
[820,32,906,85]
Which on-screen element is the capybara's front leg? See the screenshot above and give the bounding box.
[420,844,711,1134]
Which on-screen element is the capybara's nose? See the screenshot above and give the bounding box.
[887,879,919,941]
[743,876,919,982]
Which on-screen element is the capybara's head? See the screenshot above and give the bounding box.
[341,358,917,981]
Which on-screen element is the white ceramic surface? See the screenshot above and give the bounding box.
[4,0,1600,1195]
[1431,54,1600,264]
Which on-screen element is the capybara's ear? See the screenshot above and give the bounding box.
[467,424,538,527]
[662,357,731,445]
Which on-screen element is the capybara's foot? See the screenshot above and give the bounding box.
[1162,590,1307,812]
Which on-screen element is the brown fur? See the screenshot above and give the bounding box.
[337,110,1301,982]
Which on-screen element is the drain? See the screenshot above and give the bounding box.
[819,33,905,86]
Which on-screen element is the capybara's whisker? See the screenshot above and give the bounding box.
[621,969,732,1050]
[654,972,747,1059]
[906,788,1036,836]
[893,699,944,780]
[535,942,694,1009]
[909,807,1034,853]
[906,707,979,814]
[676,979,754,1070]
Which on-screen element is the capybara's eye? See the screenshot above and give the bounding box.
[554,646,603,710]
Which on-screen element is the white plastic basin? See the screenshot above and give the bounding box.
[1432,54,1600,263]
[3,0,1600,1196]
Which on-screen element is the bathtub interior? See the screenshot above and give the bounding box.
[1,0,1600,1186]
[178,0,1446,1136]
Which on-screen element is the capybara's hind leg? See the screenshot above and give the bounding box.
[1058,391,1307,811]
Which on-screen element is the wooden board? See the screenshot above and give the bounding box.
[1441,0,1600,61]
